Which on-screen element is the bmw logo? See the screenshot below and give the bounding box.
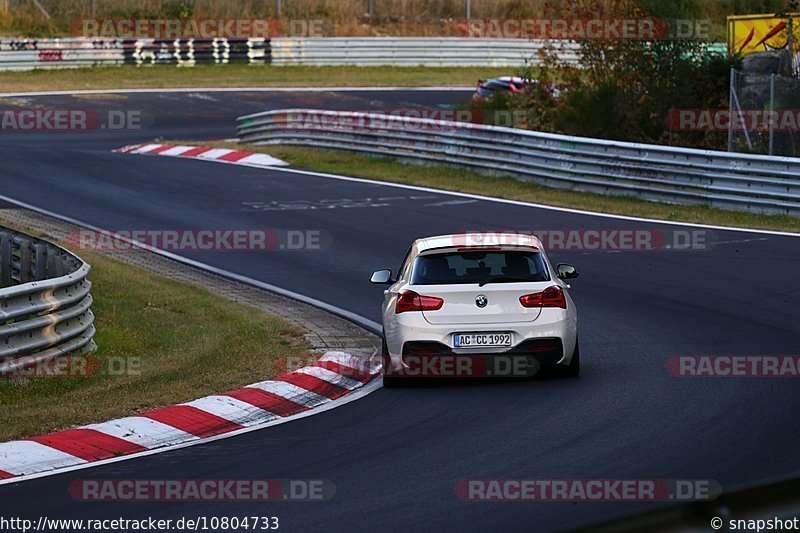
[475,295,488,308]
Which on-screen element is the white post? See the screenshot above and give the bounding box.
[30,0,51,20]
[727,67,735,152]
[769,73,775,156]
[730,84,753,151]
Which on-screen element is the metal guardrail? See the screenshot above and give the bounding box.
[269,38,724,67]
[0,36,578,71]
[0,38,269,71]
[269,37,580,66]
[0,37,725,71]
[0,226,95,376]
[0,38,123,71]
[236,109,800,216]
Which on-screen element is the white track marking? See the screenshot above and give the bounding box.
[0,441,86,476]
[294,366,363,390]
[195,148,235,160]
[321,351,382,374]
[130,143,162,154]
[182,395,277,427]
[238,153,289,167]
[246,380,331,408]
[83,417,199,449]
[160,146,197,156]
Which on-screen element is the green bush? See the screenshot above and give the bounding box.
[509,0,740,150]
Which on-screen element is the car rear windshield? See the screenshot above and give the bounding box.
[484,81,508,91]
[410,251,550,285]
[485,79,525,91]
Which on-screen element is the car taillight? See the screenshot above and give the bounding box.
[395,290,444,314]
[519,286,567,309]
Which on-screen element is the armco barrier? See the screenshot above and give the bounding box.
[0,38,124,71]
[0,226,95,375]
[0,38,270,71]
[236,109,800,217]
[0,37,725,71]
[0,37,571,71]
[269,37,579,66]
[268,38,722,67]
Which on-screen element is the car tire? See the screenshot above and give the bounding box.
[556,339,580,378]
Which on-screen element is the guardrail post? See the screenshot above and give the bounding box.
[0,231,10,288]
[34,243,48,281]
[55,251,66,277]
[46,247,58,279]
[19,238,32,283]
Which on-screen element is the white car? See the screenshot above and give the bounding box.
[370,233,579,386]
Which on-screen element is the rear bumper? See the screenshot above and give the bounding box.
[402,337,564,365]
[382,309,577,378]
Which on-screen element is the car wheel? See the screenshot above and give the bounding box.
[557,339,580,378]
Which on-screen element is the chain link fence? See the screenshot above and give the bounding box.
[729,68,800,157]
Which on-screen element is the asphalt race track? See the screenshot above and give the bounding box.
[1,89,799,531]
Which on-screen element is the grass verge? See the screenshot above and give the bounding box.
[0,65,506,93]
[0,228,309,441]
[171,141,800,233]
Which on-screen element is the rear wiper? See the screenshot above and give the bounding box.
[478,275,531,287]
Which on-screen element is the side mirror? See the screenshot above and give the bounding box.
[556,263,579,280]
[370,269,394,284]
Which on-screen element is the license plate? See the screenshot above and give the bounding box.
[453,333,512,348]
